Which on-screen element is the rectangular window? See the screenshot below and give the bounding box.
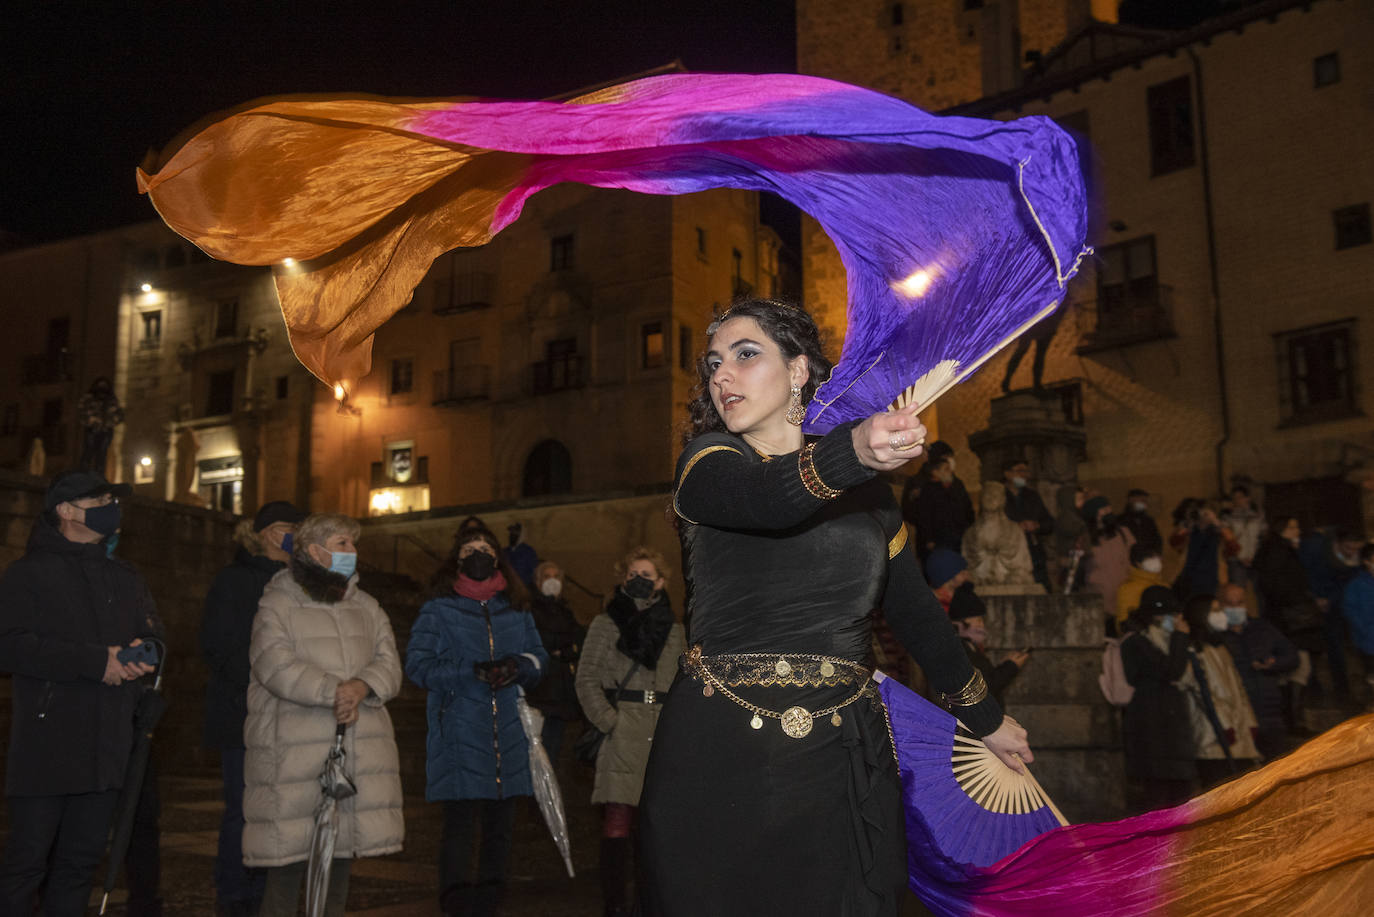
[550,234,574,271]
[1086,235,1172,346]
[1313,52,1340,88]
[214,300,238,339]
[1334,203,1371,250]
[1147,76,1195,176]
[641,322,665,369]
[679,323,694,371]
[533,337,583,394]
[275,375,289,400]
[390,357,414,395]
[205,369,236,416]
[47,317,70,358]
[1054,110,1093,191]
[1276,320,1359,425]
[139,310,162,349]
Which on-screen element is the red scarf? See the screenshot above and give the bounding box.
[454,570,507,602]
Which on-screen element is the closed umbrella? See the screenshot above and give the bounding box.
[100,640,167,916]
[517,697,575,877]
[305,723,357,917]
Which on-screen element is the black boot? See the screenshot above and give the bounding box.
[601,836,632,916]
[440,881,474,917]
[472,879,504,917]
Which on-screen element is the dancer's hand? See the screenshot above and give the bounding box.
[983,716,1032,774]
[853,403,925,471]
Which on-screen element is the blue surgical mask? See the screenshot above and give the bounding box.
[329,551,357,578]
[1159,615,1175,634]
[1223,606,1247,627]
[281,532,294,555]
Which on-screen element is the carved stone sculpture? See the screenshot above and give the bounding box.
[962,485,1043,595]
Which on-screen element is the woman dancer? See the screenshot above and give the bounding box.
[639,299,1030,916]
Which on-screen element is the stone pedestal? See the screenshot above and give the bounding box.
[982,592,1125,823]
[967,388,1086,494]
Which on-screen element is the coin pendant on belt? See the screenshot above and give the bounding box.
[831,713,842,727]
[774,658,793,678]
[750,715,763,730]
[702,684,714,697]
[820,661,835,678]
[780,706,813,739]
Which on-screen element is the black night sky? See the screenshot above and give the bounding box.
[2,0,796,245]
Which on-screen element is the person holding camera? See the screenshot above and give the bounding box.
[0,470,159,915]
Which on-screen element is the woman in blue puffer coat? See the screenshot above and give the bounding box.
[405,525,548,917]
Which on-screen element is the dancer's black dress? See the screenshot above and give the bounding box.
[639,427,1004,917]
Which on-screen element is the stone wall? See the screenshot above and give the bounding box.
[983,591,1126,823]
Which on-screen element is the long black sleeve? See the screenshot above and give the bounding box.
[883,548,1004,736]
[674,425,874,530]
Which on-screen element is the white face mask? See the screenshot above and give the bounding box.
[1010,476,1027,489]
[540,577,563,597]
[1223,606,1247,627]
[1141,557,1163,574]
[1207,610,1228,632]
[1132,501,1148,513]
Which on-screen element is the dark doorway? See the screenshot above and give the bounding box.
[1264,476,1364,536]
[522,440,572,497]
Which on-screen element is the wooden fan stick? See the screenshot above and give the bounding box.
[888,298,1063,415]
[1013,753,1069,827]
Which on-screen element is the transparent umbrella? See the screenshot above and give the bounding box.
[305,724,357,917]
[517,697,575,877]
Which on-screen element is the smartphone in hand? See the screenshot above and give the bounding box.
[117,642,160,667]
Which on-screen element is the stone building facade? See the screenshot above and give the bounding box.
[309,184,783,518]
[799,0,1374,535]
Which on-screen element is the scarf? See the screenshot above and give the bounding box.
[607,590,674,669]
[454,569,507,602]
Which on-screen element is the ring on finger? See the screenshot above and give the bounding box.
[892,433,921,452]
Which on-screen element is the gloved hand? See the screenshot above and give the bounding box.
[487,656,520,689]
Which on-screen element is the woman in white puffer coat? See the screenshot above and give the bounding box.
[243,513,404,917]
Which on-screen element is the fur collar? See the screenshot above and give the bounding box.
[290,556,352,604]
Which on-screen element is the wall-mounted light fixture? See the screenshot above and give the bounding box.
[333,381,361,416]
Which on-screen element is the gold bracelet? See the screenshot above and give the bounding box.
[798,443,843,500]
[939,669,989,709]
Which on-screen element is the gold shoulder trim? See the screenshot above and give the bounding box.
[887,523,910,560]
[673,444,744,523]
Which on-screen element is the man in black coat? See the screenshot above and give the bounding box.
[1218,583,1298,761]
[0,470,158,915]
[912,452,975,563]
[1002,459,1056,590]
[199,500,303,917]
[1118,488,1163,555]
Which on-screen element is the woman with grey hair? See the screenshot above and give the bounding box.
[243,512,405,917]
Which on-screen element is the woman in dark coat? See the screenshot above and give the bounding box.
[525,560,585,760]
[405,527,548,917]
[1119,585,1196,811]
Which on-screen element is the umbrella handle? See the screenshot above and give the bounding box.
[336,722,347,738]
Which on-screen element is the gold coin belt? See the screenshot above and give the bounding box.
[685,645,874,739]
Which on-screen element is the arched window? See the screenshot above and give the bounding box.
[522,439,572,497]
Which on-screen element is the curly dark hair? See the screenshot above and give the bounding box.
[682,298,833,445]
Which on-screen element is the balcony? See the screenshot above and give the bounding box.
[531,353,585,395]
[432,366,491,406]
[1075,284,1176,353]
[434,271,495,315]
[20,352,72,386]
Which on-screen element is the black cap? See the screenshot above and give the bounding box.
[44,470,132,513]
[948,582,986,621]
[253,500,306,532]
[1138,585,1180,617]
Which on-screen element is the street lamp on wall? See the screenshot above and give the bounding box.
[333,381,361,416]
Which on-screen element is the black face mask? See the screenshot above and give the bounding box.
[81,502,122,537]
[623,574,656,600]
[459,551,497,581]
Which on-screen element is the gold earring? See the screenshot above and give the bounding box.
[785,385,807,426]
